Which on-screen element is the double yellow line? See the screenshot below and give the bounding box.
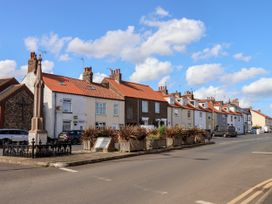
[227,178,272,204]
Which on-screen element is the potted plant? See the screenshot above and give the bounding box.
[146,126,167,150]
[119,126,147,152]
[81,127,98,150]
[166,127,184,147]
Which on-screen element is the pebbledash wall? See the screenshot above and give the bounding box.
[22,72,125,138]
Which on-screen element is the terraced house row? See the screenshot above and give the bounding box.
[1,52,271,138]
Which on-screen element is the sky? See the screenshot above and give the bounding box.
[0,0,272,115]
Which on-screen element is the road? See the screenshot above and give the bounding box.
[0,133,272,204]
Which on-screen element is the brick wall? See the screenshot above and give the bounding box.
[125,97,168,126]
[4,90,33,130]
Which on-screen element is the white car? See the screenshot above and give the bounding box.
[0,129,28,144]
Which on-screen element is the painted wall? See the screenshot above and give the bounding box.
[22,72,125,138]
[194,110,206,129]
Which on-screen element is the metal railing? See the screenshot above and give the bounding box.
[2,139,72,158]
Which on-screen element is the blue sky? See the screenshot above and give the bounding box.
[0,0,271,115]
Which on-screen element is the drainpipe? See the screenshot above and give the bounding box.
[54,92,57,139]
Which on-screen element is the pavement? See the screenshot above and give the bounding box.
[0,142,211,167]
[0,133,271,204]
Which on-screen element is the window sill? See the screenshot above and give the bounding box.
[63,112,73,114]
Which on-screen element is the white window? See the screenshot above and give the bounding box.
[200,112,203,118]
[142,117,149,125]
[113,104,119,116]
[96,103,106,115]
[63,99,72,113]
[174,109,179,116]
[155,102,160,113]
[142,101,148,113]
[63,120,71,131]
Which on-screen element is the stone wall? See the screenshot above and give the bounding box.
[4,90,33,130]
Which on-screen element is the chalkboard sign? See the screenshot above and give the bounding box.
[93,137,112,152]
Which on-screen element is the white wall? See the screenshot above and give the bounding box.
[22,71,125,138]
[194,110,206,129]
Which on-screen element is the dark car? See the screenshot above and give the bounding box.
[212,125,237,137]
[58,130,84,144]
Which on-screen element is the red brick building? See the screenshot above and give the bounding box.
[103,69,168,127]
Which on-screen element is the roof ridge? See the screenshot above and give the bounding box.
[105,77,150,87]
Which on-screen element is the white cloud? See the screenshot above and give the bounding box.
[59,54,70,61]
[93,72,108,83]
[42,60,54,73]
[130,57,172,82]
[192,44,227,60]
[186,64,223,85]
[239,98,252,108]
[140,18,205,58]
[194,86,227,101]
[222,67,266,83]
[233,52,252,62]
[242,78,272,96]
[67,18,205,63]
[67,26,141,61]
[158,75,170,86]
[24,37,38,52]
[0,60,17,78]
[40,33,71,56]
[0,60,43,79]
[155,6,170,17]
[24,33,71,58]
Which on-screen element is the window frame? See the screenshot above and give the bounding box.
[63,98,72,113]
[142,100,148,113]
[96,102,106,115]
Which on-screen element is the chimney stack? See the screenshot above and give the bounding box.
[28,52,38,73]
[158,86,168,95]
[185,91,194,100]
[82,67,93,83]
[110,68,122,83]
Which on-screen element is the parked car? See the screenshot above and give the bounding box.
[212,125,237,137]
[0,129,28,145]
[58,130,84,144]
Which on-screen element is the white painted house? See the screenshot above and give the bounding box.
[22,53,125,138]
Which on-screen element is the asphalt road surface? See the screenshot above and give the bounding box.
[0,133,272,204]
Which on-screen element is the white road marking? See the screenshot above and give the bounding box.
[195,200,216,204]
[92,175,112,182]
[227,178,272,204]
[59,167,78,173]
[252,151,272,155]
[134,184,168,195]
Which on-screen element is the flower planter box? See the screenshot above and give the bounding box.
[119,139,146,152]
[83,140,92,151]
[185,136,194,145]
[167,137,183,147]
[146,138,167,150]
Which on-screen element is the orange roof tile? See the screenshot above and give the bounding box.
[104,78,167,102]
[251,109,272,119]
[43,73,123,101]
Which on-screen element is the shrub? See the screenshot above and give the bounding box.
[81,127,99,146]
[119,126,147,141]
